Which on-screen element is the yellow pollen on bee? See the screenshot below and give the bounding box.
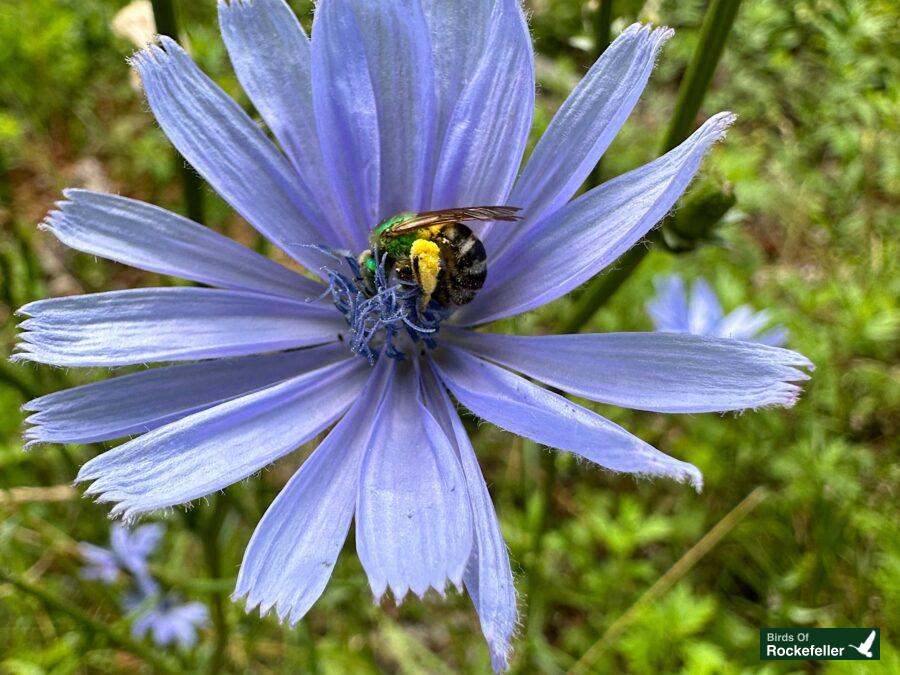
[410,238,441,298]
[418,225,443,240]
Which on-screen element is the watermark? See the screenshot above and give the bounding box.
[760,628,880,661]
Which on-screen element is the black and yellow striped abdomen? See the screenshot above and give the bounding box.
[431,223,487,307]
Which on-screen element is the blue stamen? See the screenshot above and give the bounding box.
[317,248,446,364]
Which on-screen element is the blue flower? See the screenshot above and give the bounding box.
[16,1,811,669]
[81,524,208,648]
[128,593,210,649]
[79,523,163,585]
[648,274,789,346]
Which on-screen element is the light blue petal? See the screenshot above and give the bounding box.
[117,524,164,566]
[433,346,702,488]
[352,0,437,218]
[108,523,163,582]
[422,0,495,152]
[430,0,533,210]
[131,38,334,268]
[688,278,724,334]
[756,326,789,347]
[166,601,208,647]
[646,274,691,332]
[234,357,393,622]
[76,358,370,518]
[312,0,437,236]
[715,305,772,341]
[78,543,119,583]
[648,275,787,346]
[356,360,473,600]
[446,328,812,413]
[135,595,209,649]
[14,287,345,367]
[23,343,347,445]
[110,525,131,557]
[421,364,516,673]
[218,0,352,248]
[169,617,198,649]
[79,542,117,569]
[505,24,672,228]
[150,612,180,647]
[172,601,209,627]
[310,0,379,243]
[43,190,322,299]
[460,112,735,325]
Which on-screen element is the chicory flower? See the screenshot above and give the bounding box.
[80,523,208,648]
[79,522,163,585]
[17,0,811,669]
[648,273,788,345]
[128,593,210,649]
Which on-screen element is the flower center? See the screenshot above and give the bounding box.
[319,248,450,365]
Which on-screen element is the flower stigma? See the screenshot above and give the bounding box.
[314,246,450,365]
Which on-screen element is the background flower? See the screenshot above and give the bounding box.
[81,523,209,648]
[129,594,210,649]
[78,522,163,584]
[647,273,788,345]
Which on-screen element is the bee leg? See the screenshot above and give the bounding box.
[409,239,442,309]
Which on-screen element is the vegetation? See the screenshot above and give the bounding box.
[0,0,896,672]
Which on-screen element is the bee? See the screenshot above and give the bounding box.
[358,206,521,308]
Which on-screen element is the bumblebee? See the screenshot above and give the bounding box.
[358,206,521,308]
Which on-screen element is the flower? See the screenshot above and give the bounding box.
[128,593,210,649]
[648,274,788,346]
[15,0,812,669]
[79,523,163,584]
[81,524,208,648]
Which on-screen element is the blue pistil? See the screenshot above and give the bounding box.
[314,248,448,365]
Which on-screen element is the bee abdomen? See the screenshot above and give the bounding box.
[434,223,487,306]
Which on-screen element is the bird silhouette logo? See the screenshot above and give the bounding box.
[849,630,876,658]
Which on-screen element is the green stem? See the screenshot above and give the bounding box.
[561,244,650,334]
[525,10,619,636]
[562,0,743,334]
[591,0,613,55]
[149,0,177,37]
[0,569,180,674]
[660,0,743,153]
[569,487,767,673]
[589,0,614,186]
[150,0,205,225]
[180,165,205,225]
[201,494,230,674]
[521,442,559,670]
[298,621,320,673]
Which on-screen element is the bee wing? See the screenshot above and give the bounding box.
[383,206,522,236]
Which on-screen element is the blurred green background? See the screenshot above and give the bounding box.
[0,0,897,672]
